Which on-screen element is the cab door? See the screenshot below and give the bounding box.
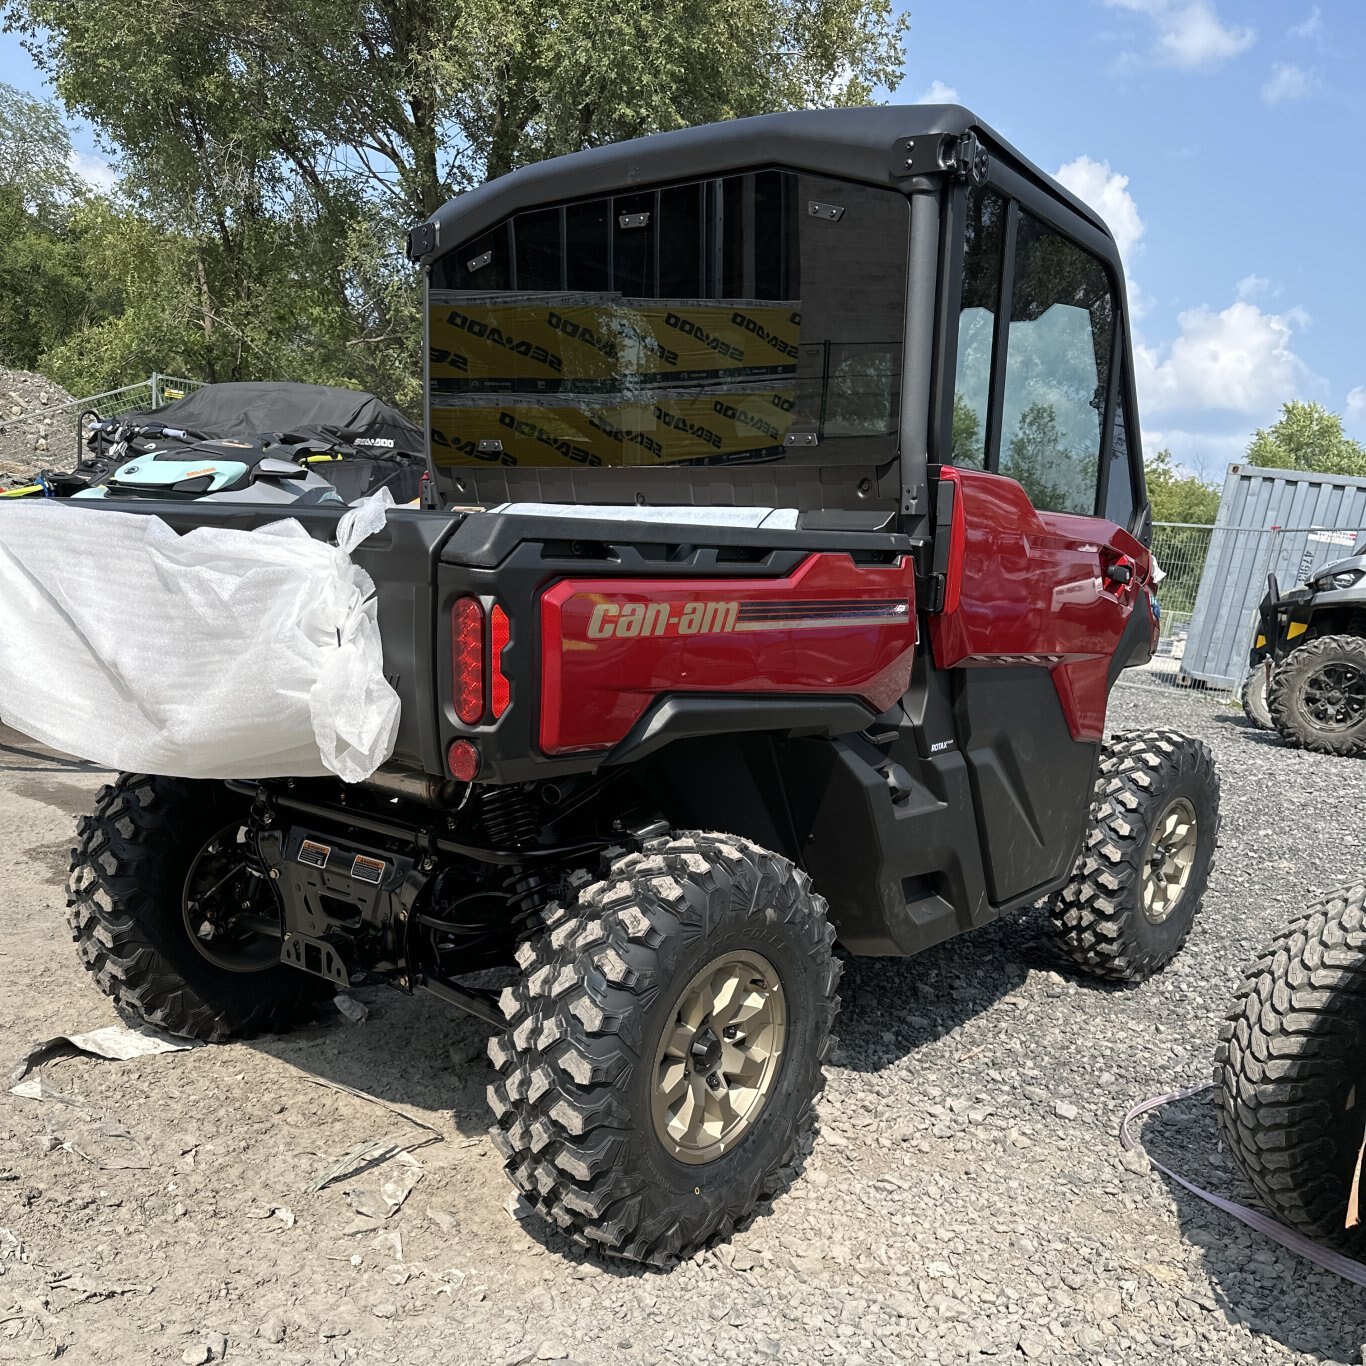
[926,182,1153,905]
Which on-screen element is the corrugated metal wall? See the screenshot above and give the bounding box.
[1180,464,1366,686]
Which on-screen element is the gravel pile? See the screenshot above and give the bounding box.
[3,686,1365,1364]
[0,365,75,483]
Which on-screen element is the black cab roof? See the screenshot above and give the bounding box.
[410,105,1113,267]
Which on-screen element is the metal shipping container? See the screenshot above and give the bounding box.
[1179,463,1366,687]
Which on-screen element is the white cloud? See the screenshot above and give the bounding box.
[1134,300,1314,419]
[1054,156,1145,260]
[68,149,117,193]
[915,80,959,104]
[1235,273,1272,301]
[1140,427,1246,479]
[1106,0,1255,71]
[1261,63,1315,104]
[1290,6,1322,39]
[1348,387,1366,417]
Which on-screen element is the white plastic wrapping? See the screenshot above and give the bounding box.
[0,492,400,782]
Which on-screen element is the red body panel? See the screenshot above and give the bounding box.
[929,467,1151,742]
[539,553,917,755]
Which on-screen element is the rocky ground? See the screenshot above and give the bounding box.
[1,686,1364,1365]
[0,368,75,485]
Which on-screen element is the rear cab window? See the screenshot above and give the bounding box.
[428,172,910,472]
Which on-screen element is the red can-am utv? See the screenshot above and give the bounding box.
[63,104,1220,1267]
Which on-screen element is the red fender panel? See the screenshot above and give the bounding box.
[539,553,918,754]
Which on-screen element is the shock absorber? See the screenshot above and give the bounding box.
[504,868,567,939]
[480,786,537,848]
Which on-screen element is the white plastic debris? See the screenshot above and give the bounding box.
[0,491,400,782]
[333,993,369,1025]
[11,1024,198,1086]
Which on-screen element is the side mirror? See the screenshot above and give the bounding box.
[253,458,308,481]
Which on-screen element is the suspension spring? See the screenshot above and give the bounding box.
[481,786,538,848]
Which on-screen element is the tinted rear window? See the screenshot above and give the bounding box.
[428,171,909,471]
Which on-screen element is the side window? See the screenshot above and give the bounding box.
[999,212,1115,514]
[1103,388,1137,527]
[951,187,1006,469]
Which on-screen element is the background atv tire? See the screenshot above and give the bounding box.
[67,774,316,1041]
[1216,884,1366,1258]
[1268,635,1366,756]
[487,832,839,1267]
[1240,665,1272,729]
[1049,731,1219,983]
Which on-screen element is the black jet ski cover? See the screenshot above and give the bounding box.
[119,381,425,456]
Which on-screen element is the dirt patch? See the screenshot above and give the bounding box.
[0,367,75,486]
[2,696,1364,1364]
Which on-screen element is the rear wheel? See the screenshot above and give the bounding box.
[1216,884,1366,1257]
[1049,731,1219,983]
[67,774,315,1041]
[487,832,839,1266]
[1268,634,1366,756]
[1240,663,1273,729]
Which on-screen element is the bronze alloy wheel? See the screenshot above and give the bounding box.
[1141,797,1198,924]
[651,950,788,1165]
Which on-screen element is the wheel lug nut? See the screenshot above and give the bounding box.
[723,1026,737,1039]
[706,1072,721,1090]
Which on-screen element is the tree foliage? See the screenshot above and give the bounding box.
[1,0,907,406]
[1246,400,1366,479]
[1144,448,1221,526]
[1143,449,1221,614]
[1001,403,1070,512]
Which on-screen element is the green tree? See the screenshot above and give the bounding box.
[1246,400,1366,478]
[1000,402,1070,511]
[950,390,982,466]
[0,79,78,208]
[0,84,92,371]
[1144,448,1220,525]
[1143,449,1221,614]
[4,0,908,403]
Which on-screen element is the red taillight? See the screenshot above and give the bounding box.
[452,597,485,724]
[490,605,511,719]
[447,738,480,782]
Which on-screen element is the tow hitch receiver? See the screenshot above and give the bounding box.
[256,826,422,986]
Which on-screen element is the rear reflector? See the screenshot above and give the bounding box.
[447,738,480,782]
[490,605,511,719]
[452,597,485,724]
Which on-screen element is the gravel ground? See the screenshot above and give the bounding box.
[1,685,1365,1365]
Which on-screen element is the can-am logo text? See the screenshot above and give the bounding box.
[587,600,739,639]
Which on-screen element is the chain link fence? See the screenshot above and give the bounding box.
[0,373,203,480]
[1124,520,1365,697]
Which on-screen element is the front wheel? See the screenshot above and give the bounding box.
[1240,663,1273,729]
[487,833,839,1267]
[1216,884,1366,1257]
[1268,635,1366,756]
[67,774,317,1041]
[1049,730,1220,982]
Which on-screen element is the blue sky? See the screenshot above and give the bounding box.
[894,0,1366,477]
[3,0,1363,478]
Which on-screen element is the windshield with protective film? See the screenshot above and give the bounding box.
[428,170,909,471]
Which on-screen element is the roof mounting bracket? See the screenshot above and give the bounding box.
[940,131,989,186]
[890,129,989,184]
[406,222,435,263]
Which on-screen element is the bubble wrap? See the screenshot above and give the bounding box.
[0,492,400,782]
